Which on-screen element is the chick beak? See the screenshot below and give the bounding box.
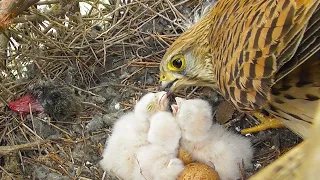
[171,104,179,115]
[171,97,185,115]
[158,92,168,111]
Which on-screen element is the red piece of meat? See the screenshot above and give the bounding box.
[8,94,44,113]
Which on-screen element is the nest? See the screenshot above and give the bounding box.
[0,0,301,179]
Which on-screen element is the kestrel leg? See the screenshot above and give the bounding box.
[241,112,285,134]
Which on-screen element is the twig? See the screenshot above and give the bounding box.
[0,0,40,32]
[82,102,108,113]
[0,166,15,179]
[112,0,121,25]
[0,140,50,156]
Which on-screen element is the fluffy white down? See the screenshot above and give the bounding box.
[148,112,181,151]
[99,113,149,179]
[99,92,168,179]
[133,145,184,180]
[133,111,184,180]
[176,98,254,180]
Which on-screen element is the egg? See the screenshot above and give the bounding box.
[178,147,193,165]
[178,162,220,180]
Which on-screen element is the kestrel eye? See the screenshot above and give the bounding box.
[168,55,185,71]
[172,59,182,68]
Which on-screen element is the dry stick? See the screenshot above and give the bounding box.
[19,120,44,140]
[96,2,137,39]
[36,0,60,5]
[0,0,40,32]
[29,102,43,157]
[187,86,199,98]
[103,37,107,67]
[96,32,133,54]
[103,47,164,75]
[101,171,107,180]
[83,35,103,67]
[48,152,75,180]
[69,84,101,97]
[0,140,51,156]
[14,114,53,155]
[0,166,15,179]
[22,156,64,175]
[136,1,186,30]
[75,121,89,180]
[82,102,108,114]
[103,59,135,74]
[0,83,15,95]
[165,0,192,26]
[18,150,26,173]
[132,1,163,29]
[134,0,190,31]
[37,118,72,137]
[120,66,144,84]
[113,0,121,25]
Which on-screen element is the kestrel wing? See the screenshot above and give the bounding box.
[209,0,319,112]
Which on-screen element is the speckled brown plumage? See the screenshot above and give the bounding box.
[160,0,320,138]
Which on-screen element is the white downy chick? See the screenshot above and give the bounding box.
[99,91,169,179]
[133,111,184,180]
[173,97,253,180]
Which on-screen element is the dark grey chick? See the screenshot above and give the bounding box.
[9,80,82,121]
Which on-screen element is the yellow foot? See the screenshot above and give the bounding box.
[241,112,285,134]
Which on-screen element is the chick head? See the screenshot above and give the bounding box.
[172,97,213,141]
[147,111,181,151]
[134,91,169,119]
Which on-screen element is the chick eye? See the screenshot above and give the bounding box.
[168,55,185,71]
[147,104,154,111]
